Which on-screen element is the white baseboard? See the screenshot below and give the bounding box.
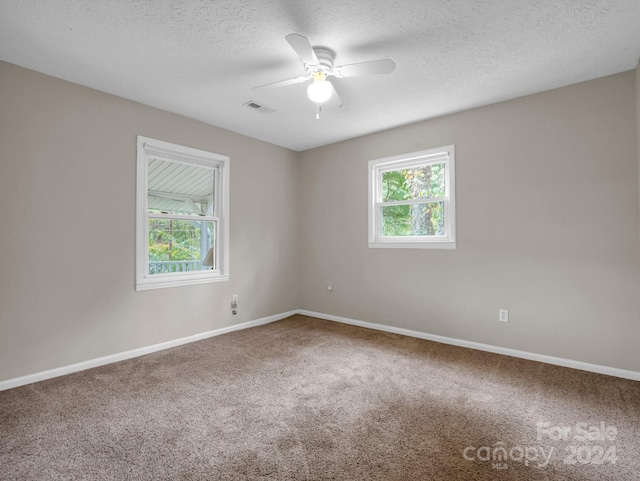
[0,310,297,392]
[296,310,640,382]
[3,308,637,391]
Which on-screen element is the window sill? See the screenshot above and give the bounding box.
[136,274,229,291]
[369,241,456,249]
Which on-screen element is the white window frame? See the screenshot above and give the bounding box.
[368,145,456,249]
[136,136,230,291]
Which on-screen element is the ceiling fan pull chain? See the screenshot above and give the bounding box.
[316,103,320,120]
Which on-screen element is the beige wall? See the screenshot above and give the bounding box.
[637,61,640,249]
[2,61,639,383]
[0,62,301,381]
[299,72,640,372]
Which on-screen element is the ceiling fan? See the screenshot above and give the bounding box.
[254,34,396,117]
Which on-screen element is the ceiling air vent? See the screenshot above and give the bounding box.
[243,100,275,114]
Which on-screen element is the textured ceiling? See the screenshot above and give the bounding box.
[1,0,640,151]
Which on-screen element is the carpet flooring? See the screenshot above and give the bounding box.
[1,314,639,480]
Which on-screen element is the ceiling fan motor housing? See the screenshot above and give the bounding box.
[308,47,335,75]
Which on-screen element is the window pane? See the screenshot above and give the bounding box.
[381,202,445,237]
[148,219,215,274]
[147,158,214,216]
[382,163,445,202]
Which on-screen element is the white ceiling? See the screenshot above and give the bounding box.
[1,1,639,151]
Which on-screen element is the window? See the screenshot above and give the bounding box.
[136,136,229,290]
[368,145,455,249]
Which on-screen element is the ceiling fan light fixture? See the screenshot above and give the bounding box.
[307,72,332,104]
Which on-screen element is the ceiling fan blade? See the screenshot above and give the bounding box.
[253,75,310,90]
[330,81,343,108]
[286,33,319,66]
[334,58,396,78]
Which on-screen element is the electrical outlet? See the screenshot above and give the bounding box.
[499,309,509,323]
[231,294,238,310]
[327,285,333,291]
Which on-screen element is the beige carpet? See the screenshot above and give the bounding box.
[1,314,638,480]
